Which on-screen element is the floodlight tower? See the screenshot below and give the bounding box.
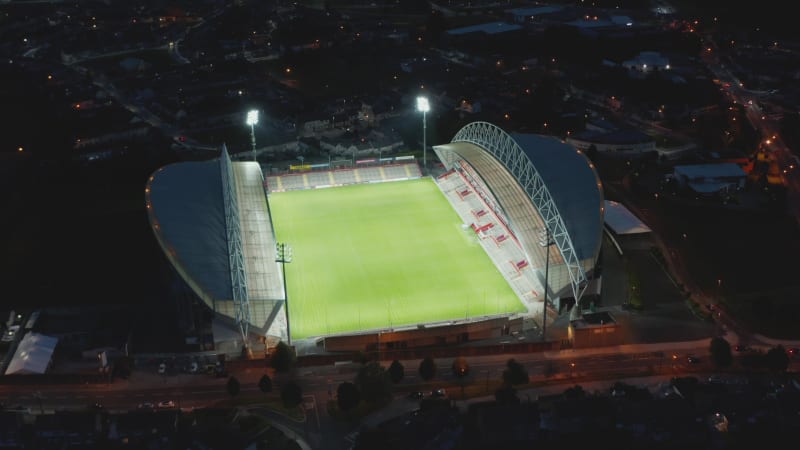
[416,96,430,172]
[246,109,259,161]
[539,226,555,341]
[276,242,293,345]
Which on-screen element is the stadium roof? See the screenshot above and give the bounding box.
[509,133,604,260]
[603,200,652,235]
[146,148,286,338]
[6,332,58,375]
[146,159,232,302]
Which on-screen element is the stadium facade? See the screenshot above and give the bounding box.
[144,121,604,353]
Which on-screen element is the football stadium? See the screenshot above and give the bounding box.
[145,121,604,354]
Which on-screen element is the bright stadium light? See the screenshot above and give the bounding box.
[246,109,259,161]
[416,96,430,172]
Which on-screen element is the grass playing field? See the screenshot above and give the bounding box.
[268,177,525,339]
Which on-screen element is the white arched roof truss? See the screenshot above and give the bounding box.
[442,121,588,301]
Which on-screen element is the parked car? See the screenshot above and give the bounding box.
[158,362,166,375]
[157,400,175,409]
[137,402,155,410]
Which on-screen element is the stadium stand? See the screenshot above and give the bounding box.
[435,167,545,315]
[265,163,422,193]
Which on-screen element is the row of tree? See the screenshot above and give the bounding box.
[709,336,791,372]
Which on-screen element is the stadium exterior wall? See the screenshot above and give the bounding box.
[322,316,522,352]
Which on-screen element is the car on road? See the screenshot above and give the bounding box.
[157,400,175,409]
[158,362,166,375]
[430,388,447,398]
[687,356,701,364]
[1,325,19,342]
[137,402,155,410]
[407,391,424,400]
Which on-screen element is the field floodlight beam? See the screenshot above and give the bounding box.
[246,109,258,161]
[276,242,293,345]
[417,96,430,172]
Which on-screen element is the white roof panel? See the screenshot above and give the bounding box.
[604,200,652,235]
[5,332,58,375]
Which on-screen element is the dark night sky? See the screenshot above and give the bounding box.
[1,64,175,310]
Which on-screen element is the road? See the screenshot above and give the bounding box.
[4,342,799,449]
[701,33,800,224]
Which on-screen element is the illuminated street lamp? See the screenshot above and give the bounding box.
[416,96,430,172]
[246,109,259,161]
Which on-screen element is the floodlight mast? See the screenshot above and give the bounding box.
[276,242,292,346]
[540,226,554,341]
[416,96,430,172]
[246,110,259,161]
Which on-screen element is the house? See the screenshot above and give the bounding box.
[623,51,670,73]
[566,129,656,157]
[671,163,747,197]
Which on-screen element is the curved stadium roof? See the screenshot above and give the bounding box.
[145,159,232,306]
[433,122,604,300]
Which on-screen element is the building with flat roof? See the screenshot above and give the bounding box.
[671,163,747,197]
[567,311,623,348]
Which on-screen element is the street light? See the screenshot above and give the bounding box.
[416,96,429,172]
[276,242,293,346]
[246,109,259,161]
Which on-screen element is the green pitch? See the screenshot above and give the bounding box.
[268,177,525,339]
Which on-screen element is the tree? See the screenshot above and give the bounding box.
[258,374,272,394]
[451,357,470,379]
[564,385,586,400]
[419,357,437,381]
[709,336,733,368]
[765,345,789,372]
[502,359,529,386]
[627,267,643,310]
[270,341,295,373]
[337,382,361,413]
[355,361,392,404]
[388,359,404,384]
[226,376,241,398]
[281,380,303,408]
[452,357,470,398]
[495,385,519,405]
